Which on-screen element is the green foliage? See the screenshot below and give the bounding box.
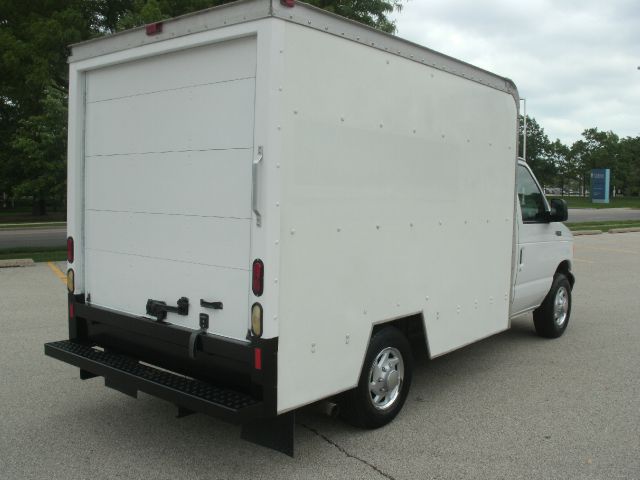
[2,0,638,213]
[547,139,572,193]
[11,88,67,205]
[0,247,67,262]
[565,220,640,232]
[113,0,403,33]
[0,0,92,213]
[304,0,403,33]
[618,136,640,196]
[0,0,404,215]
[519,115,555,187]
[548,196,640,210]
[520,117,640,198]
[116,0,168,30]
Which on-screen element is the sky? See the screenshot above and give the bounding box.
[389,0,640,145]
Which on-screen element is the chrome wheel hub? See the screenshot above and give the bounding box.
[368,347,404,410]
[554,286,569,327]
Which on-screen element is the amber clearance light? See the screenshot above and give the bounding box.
[251,303,263,337]
[67,269,75,293]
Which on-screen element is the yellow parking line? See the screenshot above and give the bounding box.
[47,261,67,285]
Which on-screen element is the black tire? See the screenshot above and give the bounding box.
[533,273,572,338]
[339,327,413,429]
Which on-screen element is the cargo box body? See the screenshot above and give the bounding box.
[275,22,517,411]
[51,0,523,454]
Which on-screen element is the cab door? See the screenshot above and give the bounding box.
[512,163,558,315]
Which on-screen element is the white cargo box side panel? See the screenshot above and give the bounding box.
[82,36,257,340]
[276,23,517,412]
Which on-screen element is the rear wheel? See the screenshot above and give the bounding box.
[533,273,572,338]
[340,327,413,428]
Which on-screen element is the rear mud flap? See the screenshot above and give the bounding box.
[241,411,295,457]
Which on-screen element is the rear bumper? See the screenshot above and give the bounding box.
[47,297,278,422]
[45,339,264,423]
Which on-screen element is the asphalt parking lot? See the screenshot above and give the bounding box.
[1,233,639,480]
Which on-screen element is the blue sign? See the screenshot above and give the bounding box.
[591,168,610,204]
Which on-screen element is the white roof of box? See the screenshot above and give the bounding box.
[69,0,518,102]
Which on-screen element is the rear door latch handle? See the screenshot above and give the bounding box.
[146,297,189,322]
[200,299,223,309]
[252,146,263,227]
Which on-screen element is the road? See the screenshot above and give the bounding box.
[0,225,66,249]
[1,210,639,250]
[568,207,640,222]
[1,233,639,479]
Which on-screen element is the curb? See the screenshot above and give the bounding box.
[0,222,67,229]
[0,258,35,268]
[571,230,602,236]
[608,227,640,234]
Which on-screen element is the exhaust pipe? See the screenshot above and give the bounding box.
[316,401,339,418]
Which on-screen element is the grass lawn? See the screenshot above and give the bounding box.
[566,220,640,232]
[0,246,66,262]
[0,207,66,224]
[549,196,640,209]
[0,213,66,224]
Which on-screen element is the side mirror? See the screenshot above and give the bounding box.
[549,198,568,222]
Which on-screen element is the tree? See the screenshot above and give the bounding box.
[11,88,68,214]
[547,140,571,195]
[115,0,403,33]
[304,0,403,33]
[516,118,640,198]
[0,0,404,215]
[570,128,620,197]
[519,115,555,188]
[0,0,93,214]
[617,136,640,196]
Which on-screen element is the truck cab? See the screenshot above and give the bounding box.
[511,160,574,337]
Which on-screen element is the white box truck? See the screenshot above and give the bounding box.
[45,0,575,456]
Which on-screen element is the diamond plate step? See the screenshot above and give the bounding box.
[45,340,262,422]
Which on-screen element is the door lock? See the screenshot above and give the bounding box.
[189,313,210,359]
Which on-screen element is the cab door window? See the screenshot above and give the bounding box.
[517,165,547,223]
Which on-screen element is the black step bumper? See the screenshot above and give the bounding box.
[45,340,263,423]
[44,299,294,455]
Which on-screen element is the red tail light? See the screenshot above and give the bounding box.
[69,301,75,319]
[254,347,262,370]
[67,237,74,263]
[252,259,264,296]
[145,22,163,35]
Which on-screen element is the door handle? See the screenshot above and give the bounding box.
[518,248,524,271]
[200,299,223,310]
[252,146,263,227]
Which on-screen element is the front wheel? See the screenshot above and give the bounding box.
[533,273,572,338]
[339,327,413,429]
